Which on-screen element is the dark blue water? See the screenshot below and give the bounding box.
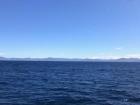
[0,61,140,105]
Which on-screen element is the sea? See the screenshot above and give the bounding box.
[0,61,140,105]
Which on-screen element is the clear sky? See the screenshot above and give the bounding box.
[0,0,140,58]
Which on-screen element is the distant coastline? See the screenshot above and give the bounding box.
[0,57,140,62]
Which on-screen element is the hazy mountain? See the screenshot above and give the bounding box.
[0,57,140,62]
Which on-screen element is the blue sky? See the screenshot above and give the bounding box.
[0,0,140,58]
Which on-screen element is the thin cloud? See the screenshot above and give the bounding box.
[115,47,123,50]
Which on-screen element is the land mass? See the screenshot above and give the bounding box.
[0,57,140,62]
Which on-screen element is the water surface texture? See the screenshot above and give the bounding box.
[0,61,140,105]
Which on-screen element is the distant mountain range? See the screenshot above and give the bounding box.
[0,57,140,62]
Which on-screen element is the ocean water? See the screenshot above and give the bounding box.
[0,61,140,105]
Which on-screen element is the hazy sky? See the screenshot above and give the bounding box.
[0,0,140,58]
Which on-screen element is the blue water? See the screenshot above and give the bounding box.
[0,61,140,105]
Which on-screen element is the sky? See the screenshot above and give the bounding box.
[0,0,140,59]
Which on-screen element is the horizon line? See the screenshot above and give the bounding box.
[1,56,140,60]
